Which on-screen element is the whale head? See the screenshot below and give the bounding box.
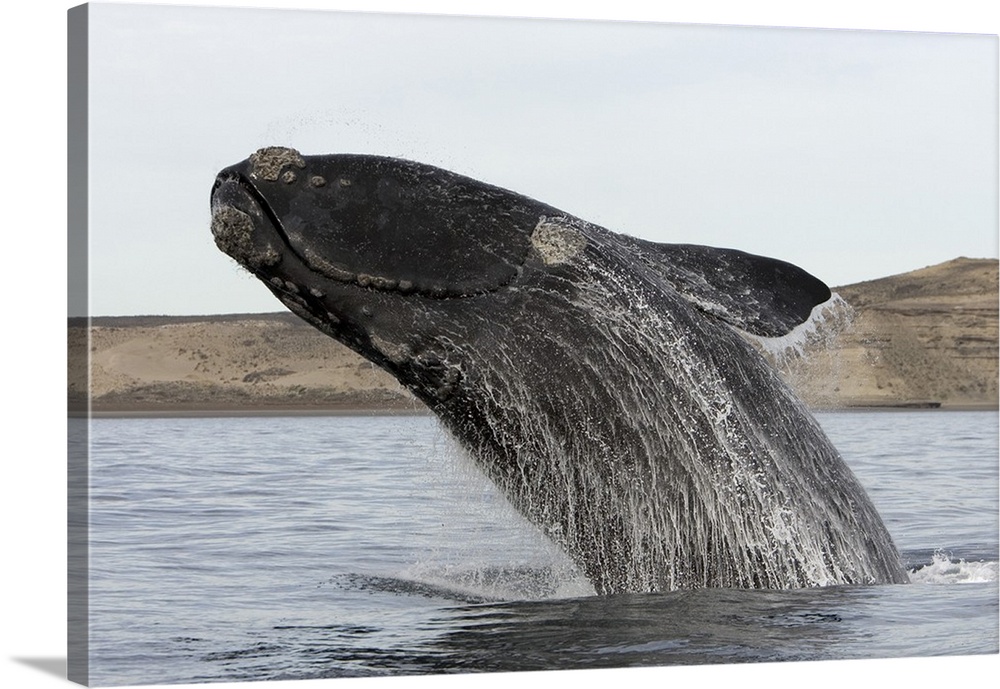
[211,146,549,297]
[210,147,581,408]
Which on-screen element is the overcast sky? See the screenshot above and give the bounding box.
[80,2,997,316]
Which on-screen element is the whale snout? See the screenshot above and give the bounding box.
[210,174,282,271]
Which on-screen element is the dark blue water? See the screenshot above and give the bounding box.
[82,410,998,686]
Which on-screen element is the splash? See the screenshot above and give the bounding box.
[750,292,856,366]
[397,561,594,602]
[908,552,999,585]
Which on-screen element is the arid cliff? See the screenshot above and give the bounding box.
[69,257,998,413]
[778,257,997,409]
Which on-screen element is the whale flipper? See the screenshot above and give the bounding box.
[633,240,832,337]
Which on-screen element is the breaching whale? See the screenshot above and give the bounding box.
[211,146,908,593]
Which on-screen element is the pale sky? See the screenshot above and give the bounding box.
[79,2,998,316]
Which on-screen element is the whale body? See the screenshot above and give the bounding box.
[211,147,908,593]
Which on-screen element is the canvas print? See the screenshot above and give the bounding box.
[67,3,999,687]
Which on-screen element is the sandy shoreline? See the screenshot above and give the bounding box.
[71,398,430,418]
[73,402,997,419]
[78,408,432,419]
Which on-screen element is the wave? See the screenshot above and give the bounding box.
[329,563,594,604]
[331,553,1000,604]
[907,552,998,584]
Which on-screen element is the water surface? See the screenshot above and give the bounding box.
[85,410,998,686]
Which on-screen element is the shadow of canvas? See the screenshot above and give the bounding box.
[13,657,66,680]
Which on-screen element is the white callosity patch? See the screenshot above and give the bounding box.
[248,146,306,182]
[210,205,280,270]
[530,217,588,265]
[370,333,413,365]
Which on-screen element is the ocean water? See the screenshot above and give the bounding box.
[82,410,998,686]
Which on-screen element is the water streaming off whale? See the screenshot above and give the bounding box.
[431,216,903,591]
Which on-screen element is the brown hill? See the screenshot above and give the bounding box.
[776,257,998,409]
[68,312,414,413]
[68,257,998,414]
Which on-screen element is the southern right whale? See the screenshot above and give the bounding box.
[210,147,909,593]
